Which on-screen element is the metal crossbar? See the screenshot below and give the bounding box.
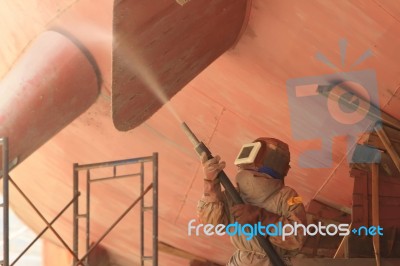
[1,138,9,266]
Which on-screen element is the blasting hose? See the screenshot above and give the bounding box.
[181,122,285,266]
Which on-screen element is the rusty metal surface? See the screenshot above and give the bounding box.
[0,30,99,169]
[112,0,249,131]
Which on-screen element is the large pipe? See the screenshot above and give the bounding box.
[0,31,100,172]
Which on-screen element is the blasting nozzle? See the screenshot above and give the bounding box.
[181,122,212,158]
[181,122,201,147]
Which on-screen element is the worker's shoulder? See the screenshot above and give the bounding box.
[279,185,300,198]
[279,186,305,210]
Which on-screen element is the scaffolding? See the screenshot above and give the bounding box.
[0,137,158,266]
[73,154,159,266]
[1,137,9,266]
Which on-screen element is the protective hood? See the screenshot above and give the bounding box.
[235,169,283,206]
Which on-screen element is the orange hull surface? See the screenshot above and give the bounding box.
[1,0,400,265]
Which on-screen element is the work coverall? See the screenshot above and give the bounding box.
[197,169,306,266]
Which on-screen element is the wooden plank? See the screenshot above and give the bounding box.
[363,172,370,227]
[362,125,400,150]
[352,166,400,228]
[307,199,351,224]
[386,228,397,256]
[351,152,400,178]
[375,125,400,174]
[371,163,381,266]
[352,206,365,226]
[352,168,400,196]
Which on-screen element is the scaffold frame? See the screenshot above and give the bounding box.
[1,136,158,266]
[72,153,159,266]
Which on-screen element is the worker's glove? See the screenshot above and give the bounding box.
[201,152,226,182]
[231,204,279,225]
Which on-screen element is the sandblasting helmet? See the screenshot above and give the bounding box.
[234,138,290,179]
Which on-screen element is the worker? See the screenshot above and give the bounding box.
[197,138,306,266]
